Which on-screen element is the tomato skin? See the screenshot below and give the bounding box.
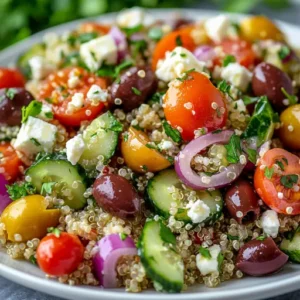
[0,142,22,182]
[79,22,110,35]
[163,71,227,141]
[37,232,84,276]
[0,68,25,89]
[254,148,300,215]
[152,28,196,69]
[38,67,107,126]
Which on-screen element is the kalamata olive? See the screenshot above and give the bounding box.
[92,174,141,219]
[0,88,34,126]
[110,66,157,112]
[252,62,293,110]
[225,179,260,224]
[236,237,288,276]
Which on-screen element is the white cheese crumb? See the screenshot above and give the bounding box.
[28,56,56,81]
[66,134,86,165]
[67,93,84,113]
[87,84,108,105]
[37,103,53,121]
[116,7,145,28]
[204,15,231,43]
[159,140,174,151]
[196,245,221,275]
[261,210,280,238]
[187,199,210,224]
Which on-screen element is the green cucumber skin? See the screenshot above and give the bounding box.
[281,249,300,263]
[26,153,87,210]
[280,233,300,263]
[138,220,183,293]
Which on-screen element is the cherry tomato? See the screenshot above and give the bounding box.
[0,68,25,89]
[38,67,107,126]
[254,148,300,215]
[218,39,256,68]
[163,71,227,141]
[121,127,171,173]
[0,142,23,181]
[152,28,196,69]
[79,22,110,35]
[37,232,84,276]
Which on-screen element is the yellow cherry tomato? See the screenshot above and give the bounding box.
[121,127,171,173]
[240,16,284,42]
[1,195,60,242]
[279,104,300,150]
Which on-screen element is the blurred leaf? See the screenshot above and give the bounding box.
[263,0,290,9]
[79,0,108,16]
[217,0,261,12]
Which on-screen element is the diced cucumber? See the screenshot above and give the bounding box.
[26,153,87,209]
[17,44,45,78]
[280,230,300,263]
[146,169,223,225]
[138,220,184,293]
[79,112,121,171]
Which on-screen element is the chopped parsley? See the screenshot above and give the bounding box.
[132,87,142,96]
[246,148,257,164]
[146,143,158,150]
[119,233,128,241]
[280,174,298,189]
[264,166,274,179]
[29,255,37,265]
[217,80,231,97]
[96,60,134,80]
[30,138,41,146]
[148,92,165,105]
[130,39,147,57]
[141,165,148,171]
[41,182,56,195]
[223,55,236,67]
[281,87,298,105]
[224,134,242,164]
[47,227,61,238]
[275,159,285,171]
[6,88,18,100]
[212,129,222,134]
[123,132,129,142]
[199,246,211,259]
[45,112,53,119]
[108,118,123,133]
[6,182,36,200]
[175,35,183,46]
[162,121,182,143]
[256,235,266,241]
[278,46,291,61]
[21,100,43,123]
[176,68,195,82]
[217,252,224,269]
[121,24,143,36]
[227,234,239,240]
[242,95,260,106]
[148,27,163,41]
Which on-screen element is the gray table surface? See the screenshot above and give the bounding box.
[1,2,300,300]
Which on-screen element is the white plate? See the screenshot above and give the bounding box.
[1,8,300,300]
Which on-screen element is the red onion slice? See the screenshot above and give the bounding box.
[93,233,137,288]
[175,130,246,190]
[109,26,128,61]
[193,45,215,62]
[0,174,11,214]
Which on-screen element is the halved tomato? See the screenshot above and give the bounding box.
[0,68,25,89]
[79,22,111,35]
[254,148,300,215]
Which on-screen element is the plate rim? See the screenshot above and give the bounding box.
[1,7,300,300]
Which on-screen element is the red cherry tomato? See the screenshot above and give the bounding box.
[0,68,25,89]
[37,232,84,276]
[217,39,256,68]
[0,142,23,182]
[163,71,227,141]
[79,22,111,35]
[254,148,300,215]
[38,67,107,127]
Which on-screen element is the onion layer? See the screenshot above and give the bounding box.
[109,27,128,61]
[175,130,246,190]
[0,174,11,214]
[193,45,215,62]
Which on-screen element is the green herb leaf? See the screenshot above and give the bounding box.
[278,45,291,61]
[78,32,98,44]
[159,221,176,245]
[256,235,266,241]
[264,167,274,179]
[132,87,142,96]
[122,24,143,36]
[6,182,36,200]
[217,252,224,270]
[199,246,212,259]
[45,112,53,119]
[275,159,285,171]
[217,80,232,97]
[212,129,223,134]
[176,68,195,82]
[119,233,128,241]
[162,121,182,143]
[175,35,183,46]
[146,143,158,150]
[21,100,43,123]
[246,148,257,164]
[227,234,239,240]
[30,138,41,146]
[148,92,165,105]
[148,27,163,41]
[130,39,147,57]
[108,118,123,133]
[123,132,129,142]
[280,174,298,189]
[223,55,236,67]
[224,134,242,164]
[281,87,298,105]
[6,88,18,100]
[242,96,260,106]
[115,60,133,77]
[41,182,56,195]
[29,255,37,265]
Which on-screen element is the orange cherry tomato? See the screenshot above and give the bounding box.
[37,232,84,276]
[121,127,171,173]
[152,28,196,69]
[254,148,300,215]
[79,22,111,35]
[38,67,107,127]
[218,39,256,68]
[0,68,25,89]
[0,142,22,182]
[163,71,227,141]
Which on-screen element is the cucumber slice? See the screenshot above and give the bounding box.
[17,44,45,78]
[79,112,120,171]
[138,220,184,293]
[146,169,223,224]
[280,231,300,263]
[26,153,87,209]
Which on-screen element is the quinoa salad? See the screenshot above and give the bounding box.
[0,7,300,294]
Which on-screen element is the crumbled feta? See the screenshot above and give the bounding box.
[80,35,117,72]
[261,210,280,238]
[116,7,153,28]
[67,93,84,113]
[87,84,108,105]
[221,63,252,91]
[159,140,174,151]
[196,245,221,275]
[68,75,81,89]
[66,134,86,165]
[229,99,247,113]
[156,47,207,82]
[28,56,56,81]
[204,15,231,43]
[37,103,53,120]
[46,43,72,66]
[13,116,57,157]
[187,199,210,224]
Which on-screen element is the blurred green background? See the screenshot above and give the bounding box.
[0,0,291,50]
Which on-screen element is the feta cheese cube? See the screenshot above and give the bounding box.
[67,93,84,113]
[116,7,152,28]
[196,245,221,275]
[187,199,210,224]
[66,134,86,165]
[13,116,57,157]
[87,84,108,106]
[28,56,56,81]
[204,15,231,43]
[37,103,53,121]
[45,43,72,66]
[155,47,208,82]
[159,140,174,151]
[80,35,117,72]
[221,63,252,91]
[261,210,280,238]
